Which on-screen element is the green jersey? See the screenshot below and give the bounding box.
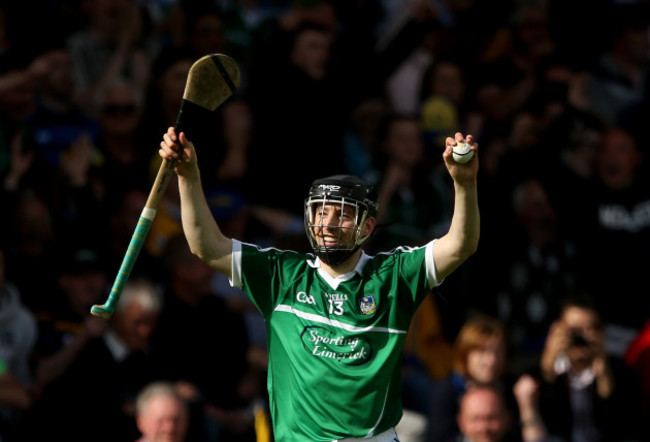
[231,239,441,441]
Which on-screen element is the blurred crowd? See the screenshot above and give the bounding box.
[1,0,649,441]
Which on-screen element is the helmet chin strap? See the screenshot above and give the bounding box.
[315,244,360,267]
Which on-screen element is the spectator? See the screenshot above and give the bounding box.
[583,3,649,126]
[218,0,287,79]
[578,126,650,355]
[378,0,507,119]
[92,76,151,196]
[511,374,547,442]
[535,107,606,244]
[15,45,100,196]
[0,51,42,159]
[456,380,547,442]
[624,319,650,441]
[27,246,109,429]
[135,381,189,442]
[181,4,228,60]
[2,190,58,312]
[379,1,441,117]
[457,385,514,442]
[0,246,37,439]
[25,278,163,441]
[617,70,650,160]
[66,0,151,115]
[13,45,105,247]
[138,44,195,147]
[0,355,31,411]
[427,315,515,442]
[0,47,52,98]
[151,233,254,442]
[0,356,31,442]
[0,247,36,386]
[401,292,453,417]
[246,19,349,223]
[419,57,472,151]
[420,57,468,121]
[208,96,254,191]
[369,113,452,253]
[538,294,643,441]
[342,94,391,179]
[475,0,557,132]
[478,177,580,374]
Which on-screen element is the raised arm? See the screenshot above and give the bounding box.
[432,132,480,281]
[159,127,233,277]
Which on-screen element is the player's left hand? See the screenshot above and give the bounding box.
[443,132,479,185]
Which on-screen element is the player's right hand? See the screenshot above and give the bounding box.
[159,126,199,178]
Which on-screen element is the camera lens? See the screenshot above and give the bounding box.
[570,332,589,347]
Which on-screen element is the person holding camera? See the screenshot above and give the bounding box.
[538,294,642,441]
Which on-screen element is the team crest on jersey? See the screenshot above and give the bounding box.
[359,296,376,315]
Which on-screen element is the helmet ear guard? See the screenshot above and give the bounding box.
[304,175,379,266]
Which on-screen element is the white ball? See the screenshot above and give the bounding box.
[452,142,474,164]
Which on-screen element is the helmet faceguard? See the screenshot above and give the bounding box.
[304,175,379,266]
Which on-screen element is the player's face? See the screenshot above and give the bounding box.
[311,202,358,248]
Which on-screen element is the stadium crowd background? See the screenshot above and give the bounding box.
[1,0,649,441]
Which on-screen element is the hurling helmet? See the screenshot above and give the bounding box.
[304,175,379,266]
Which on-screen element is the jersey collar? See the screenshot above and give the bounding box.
[313,251,369,275]
[312,252,370,289]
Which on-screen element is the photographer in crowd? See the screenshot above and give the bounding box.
[538,294,642,441]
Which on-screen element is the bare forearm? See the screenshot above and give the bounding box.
[518,397,547,442]
[159,127,232,275]
[595,360,614,398]
[519,401,547,440]
[540,356,558,383]
[449,182,480,255]
[178,174,232,275]
[434,182,479,280]
[520,417,547,442]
